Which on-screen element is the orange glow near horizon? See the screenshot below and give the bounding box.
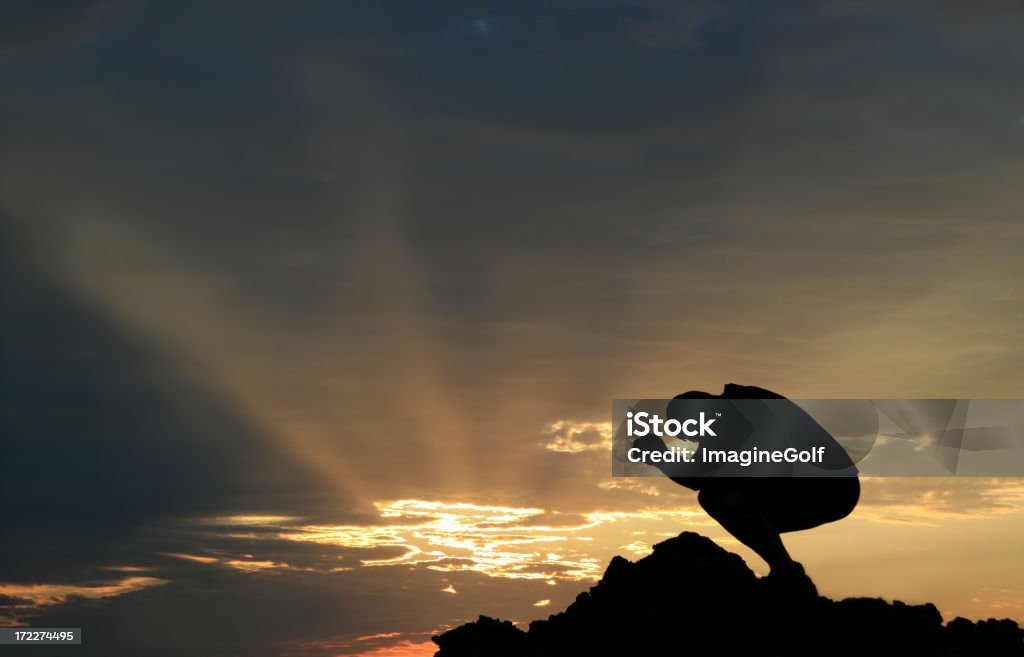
[282,633,437,657]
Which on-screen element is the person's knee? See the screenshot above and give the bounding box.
[696,487,718,514]
[824,478,860,524]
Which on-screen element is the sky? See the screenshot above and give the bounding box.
[2,1,1024,655]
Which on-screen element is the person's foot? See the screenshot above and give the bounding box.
[763,561,818,598]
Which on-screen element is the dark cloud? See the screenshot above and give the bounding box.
[0,219,345,585]
[0,595,31,607]
[0,0,104,55]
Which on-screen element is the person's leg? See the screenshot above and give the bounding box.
[697,485,795,574]
[697,483,818,596]
[768,477,861,534]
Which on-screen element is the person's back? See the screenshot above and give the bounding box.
[633,383,860,594]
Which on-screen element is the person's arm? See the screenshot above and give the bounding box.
[631,434,715,479]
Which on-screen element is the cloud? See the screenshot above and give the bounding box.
[0,577,169,607]
[0,577,168,626]
[854,478,1024,525]
[0,0,104,56]
[0,595,31,607]
[0,220,346,590]
[542,420,612,452]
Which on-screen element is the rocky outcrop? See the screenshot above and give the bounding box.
[433,532,1023,656]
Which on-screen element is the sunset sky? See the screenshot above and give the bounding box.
[2,2,1024,656]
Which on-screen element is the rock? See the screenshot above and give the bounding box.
[431,615,526,657]
[432,532,1024,657]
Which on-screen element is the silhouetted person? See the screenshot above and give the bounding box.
[632,383,860,594]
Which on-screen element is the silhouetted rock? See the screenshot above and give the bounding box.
[432,615,527,657]
[432,532,1023,657]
